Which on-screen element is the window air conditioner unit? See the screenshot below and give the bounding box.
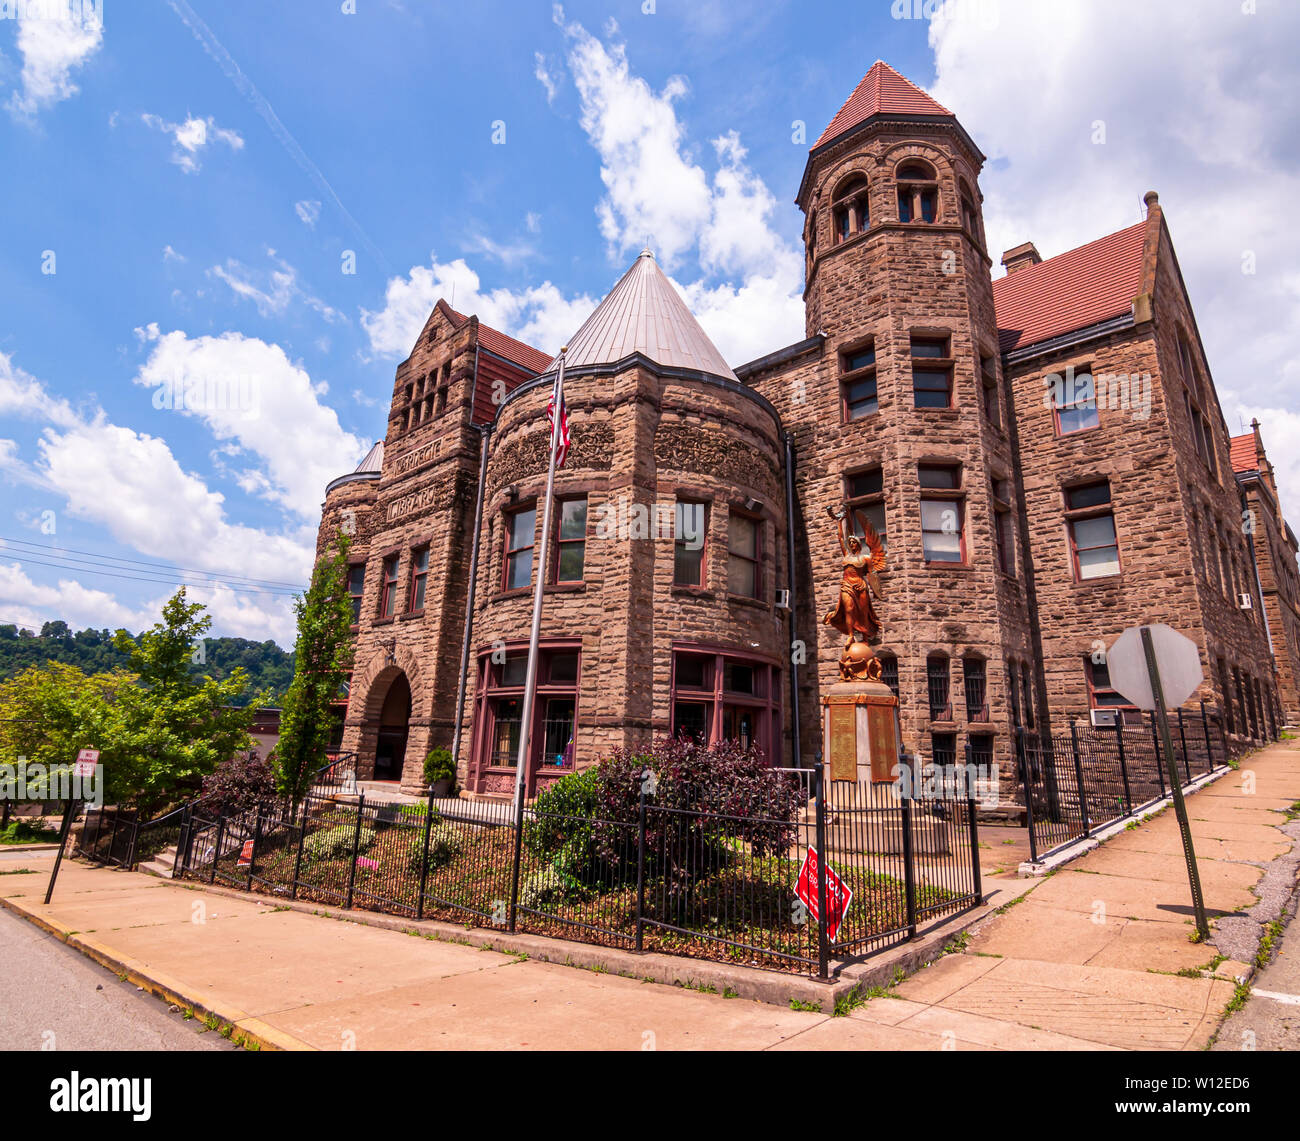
[775,589,791,609]
[1239,593,1253,610]
[1090,708,1119,728]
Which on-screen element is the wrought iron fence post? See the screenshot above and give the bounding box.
[291,795,309,901]
[1176,709,1191,782]
[507,776,527,934]
[814,765,830,978]
[635,781,647,953]
[416,793,435,922]
[1114,722,1133,813]
[963,741,982,902]
[899,759,918,940]
[247,811,263,890]
[1218,708,1231,767]
[1199,701,1215,773]
[1015,728,1039,864]
[1150,713,1166,797]
[174,808,189,879]
[1068,722,1090,836]
[108,809,120,866]
[126,814,140,870]
[344,794,365,911]
[210,816,225,885]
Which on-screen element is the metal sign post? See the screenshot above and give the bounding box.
[1139,627,1209,941]
[44,748,99,906]
[1109,626,1210,941]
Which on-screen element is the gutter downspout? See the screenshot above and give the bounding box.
[784,431,803,770]
[450,349,488,778]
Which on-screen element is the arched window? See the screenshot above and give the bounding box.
[830,175,870,245]
[926,653,951,720]
[896,160,938,224]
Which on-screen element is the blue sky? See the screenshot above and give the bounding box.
[2,0,1298,646]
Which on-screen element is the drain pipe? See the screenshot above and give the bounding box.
[783,430,803,770]
[450,414,490,778]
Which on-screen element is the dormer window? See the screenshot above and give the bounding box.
[831,175,870,245]
[896,160,938,224]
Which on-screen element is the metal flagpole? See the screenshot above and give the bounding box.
[513,349,566,816]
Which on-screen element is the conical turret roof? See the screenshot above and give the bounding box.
[549,250,736,381]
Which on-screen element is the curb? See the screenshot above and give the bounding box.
[0,893,315,1052]
[147,874,1016,1012]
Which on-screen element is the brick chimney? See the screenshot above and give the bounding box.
[1001,241,1042,275]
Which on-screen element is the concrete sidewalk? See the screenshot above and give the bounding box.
[1,739,1296,1051]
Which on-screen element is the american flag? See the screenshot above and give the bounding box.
[547,381,571,469]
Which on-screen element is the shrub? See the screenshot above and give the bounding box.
[526,738,804,896]
[423,747,456,789]
[405,820,460,874]
[302,823,375,862]
[200,750,277,818]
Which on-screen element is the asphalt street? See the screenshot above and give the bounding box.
[0,898,229,1052]
[1214,903,1300,1052]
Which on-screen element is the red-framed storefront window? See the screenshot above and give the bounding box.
[669,644,781,761]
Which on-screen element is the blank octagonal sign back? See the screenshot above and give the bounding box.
[1106,624,1204,711]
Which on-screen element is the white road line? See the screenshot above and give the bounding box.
[1251,988,1300,1006]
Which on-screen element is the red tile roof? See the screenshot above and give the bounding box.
[813,61,953,149]
[992,221,1147,354]
[1230,433,1259,474]
[445,305,552,374]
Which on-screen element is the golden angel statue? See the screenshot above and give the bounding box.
[823,504,887,682]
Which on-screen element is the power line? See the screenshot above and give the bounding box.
[0,536,306,590]
[4,554,303,598]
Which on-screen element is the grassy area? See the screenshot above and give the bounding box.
[0,819,61,845]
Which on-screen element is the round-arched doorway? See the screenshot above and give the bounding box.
[374,671,410,782]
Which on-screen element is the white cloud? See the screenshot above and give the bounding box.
[208,250,342,323]
[558,15,711,269]
[162,244,186,263]
[5,3,103,117]
[295,199,322,228]
[133,328,366,520]
[0,560,155,633]
[360,254,595,362]
[141,112,244,173]
[0,350,80,429]
[534,51,559,104]
[362,16,803,367]
[927,0,1300,514]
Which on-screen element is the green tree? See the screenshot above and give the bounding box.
[110,589,257,814]
[274,532,354,803]
[0,662,134,807]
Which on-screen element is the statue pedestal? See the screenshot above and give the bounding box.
[820,681,954,856]
[821,680,899,785]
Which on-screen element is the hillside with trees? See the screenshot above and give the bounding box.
[0,620,293,706]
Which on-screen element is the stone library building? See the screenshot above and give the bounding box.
[315,62,1298,800]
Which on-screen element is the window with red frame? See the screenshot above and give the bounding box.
[555,497,587,583]
[503,504,536,591]
[919,463,965,564]
[408,546,429,611]
[911,335,953,409]
[727,510,761,598]
[1086,657,1131,708]
[347,564,365,625]
[674,500,708,586]
[1065,481,1120,580]
[1052,366,1099,435]
[378,555,399,618]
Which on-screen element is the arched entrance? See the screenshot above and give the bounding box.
[374,671,410,782]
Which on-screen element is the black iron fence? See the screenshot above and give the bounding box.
[168,764,983,980]
[1016,703,1232,862]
